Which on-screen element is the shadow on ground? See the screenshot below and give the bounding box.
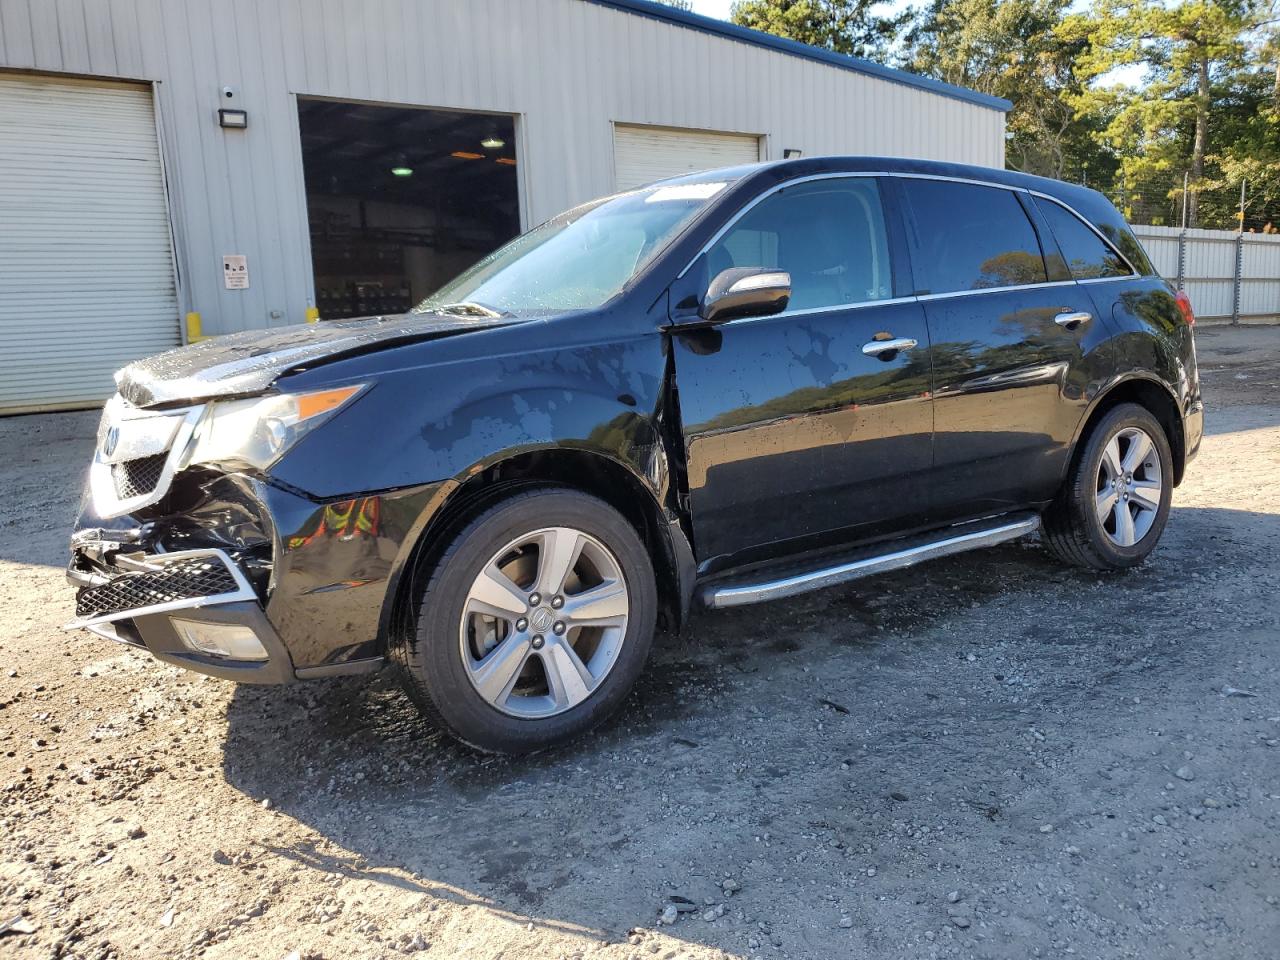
[219,504,1280,956]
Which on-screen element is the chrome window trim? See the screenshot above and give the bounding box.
[1026,191,1140,278]
[716,295,920,328]
[1077,274,1141,286]
[712,279,1091,329]
[62,548,258,631]
[915,279,1078,303]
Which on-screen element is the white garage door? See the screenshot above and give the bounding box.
[614,124,762,191]
[0,75,180,414]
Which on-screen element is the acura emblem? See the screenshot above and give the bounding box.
[103,425,120,457]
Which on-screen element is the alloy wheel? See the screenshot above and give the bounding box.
[459,526,630,718]
[1095,426,1163,547]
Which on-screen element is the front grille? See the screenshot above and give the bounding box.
[75,555,240,620]
[112,453,169,499]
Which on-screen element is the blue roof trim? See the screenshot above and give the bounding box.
[584,0,1012,113]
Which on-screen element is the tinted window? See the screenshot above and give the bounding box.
[1034,197,1131,279]
[706,178,892,312]
[901,180,1047,294]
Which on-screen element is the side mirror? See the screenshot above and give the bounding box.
[699,267,791,325]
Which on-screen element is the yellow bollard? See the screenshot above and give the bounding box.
[185,312,205,343]
[305,306,320,324]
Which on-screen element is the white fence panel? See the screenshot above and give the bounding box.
[1240,236,1280,320]
[1132,225,1280,325]
[1135,225,1180,277]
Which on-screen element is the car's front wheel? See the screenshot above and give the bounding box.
[1043,402,1174,570]
[395,488,656,754]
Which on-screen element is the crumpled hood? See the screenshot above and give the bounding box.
[116,312,529,408]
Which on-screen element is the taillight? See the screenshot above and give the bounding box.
[1175,290,1196,327]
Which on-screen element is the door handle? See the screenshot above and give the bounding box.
[862,336,918,357]
[1054,310,1092,330]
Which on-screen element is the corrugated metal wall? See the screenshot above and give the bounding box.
[1134,224,1280,325]
[0,74,181,413]
[0,0,1006,338]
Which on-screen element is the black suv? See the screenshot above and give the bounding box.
[67,156,1203,753]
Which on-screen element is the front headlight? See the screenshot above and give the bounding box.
[179,384,366,472]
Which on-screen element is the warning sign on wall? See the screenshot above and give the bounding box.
[223,254,249,289]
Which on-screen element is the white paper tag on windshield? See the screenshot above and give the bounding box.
[645,182,727,203]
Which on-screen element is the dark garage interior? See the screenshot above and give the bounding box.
[298,99,521,319]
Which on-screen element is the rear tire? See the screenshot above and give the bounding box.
[1043,403,1173,570]
[393,488,657,754]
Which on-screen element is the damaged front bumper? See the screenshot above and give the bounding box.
[64,540,297,684]
[65,391,451,683]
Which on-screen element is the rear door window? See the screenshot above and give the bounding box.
[705,177,893,312]
[899,179,1048,294]
[1034,197,1132,279]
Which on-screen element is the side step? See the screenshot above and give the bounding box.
[697,513,1040,609]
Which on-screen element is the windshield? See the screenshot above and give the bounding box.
[413,180,730,315]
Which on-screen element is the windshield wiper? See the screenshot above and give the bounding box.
[433,301,507,319]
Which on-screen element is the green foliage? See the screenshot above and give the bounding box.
[1061,0,1274,226]
[903,0,1114,180]
[729,0,911,59]
[735,0,1280,229]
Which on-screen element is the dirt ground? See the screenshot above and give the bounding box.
[2,325,1279,960]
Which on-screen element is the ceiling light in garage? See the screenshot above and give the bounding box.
[496,157,517,166]
[480,137,506,150]
[451,151,484,160]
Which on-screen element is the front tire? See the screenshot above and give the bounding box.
[1043,403,1174,570]
[394,488,657,754]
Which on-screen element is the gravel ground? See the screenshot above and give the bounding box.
[2,325,1279,960]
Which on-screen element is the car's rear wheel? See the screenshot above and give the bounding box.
[395,488,656,754]
[1043,403,1174,570]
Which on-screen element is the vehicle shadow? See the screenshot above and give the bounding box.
[220,502,1280,957]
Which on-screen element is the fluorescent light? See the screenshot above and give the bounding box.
[390,165,414,176]
[480,137,506,150]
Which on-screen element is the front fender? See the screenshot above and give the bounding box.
[267,333,689,648]
[271,336,667,499]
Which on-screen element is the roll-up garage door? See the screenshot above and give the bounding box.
[614,124,761,191]
[0,75,180,414]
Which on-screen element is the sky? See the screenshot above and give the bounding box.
[689,0,734,16]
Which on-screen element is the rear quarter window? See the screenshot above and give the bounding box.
[1034,197,1132,280]
[899,179,1048,294]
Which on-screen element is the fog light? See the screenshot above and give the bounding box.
[170,618,269,661]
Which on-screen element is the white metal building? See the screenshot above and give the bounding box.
[0,0,1009,414]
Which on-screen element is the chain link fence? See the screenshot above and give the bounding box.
[1061,169,1280,324]
[1121,175,1280,234]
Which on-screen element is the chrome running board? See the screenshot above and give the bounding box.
[698,513,1040,609]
